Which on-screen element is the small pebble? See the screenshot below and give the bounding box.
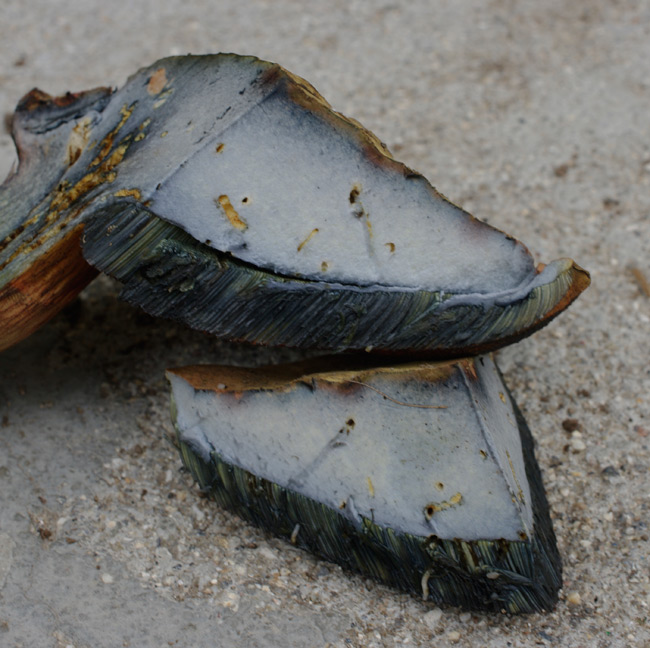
[446,630,461,642]
[562,418,581,432]
[101,573,114,584]
[422,608,443,629]
[217,591,240,612]
[459,612,471,623]
[570,438,586,452]
[258,546,276,561]
[567,591,581,606]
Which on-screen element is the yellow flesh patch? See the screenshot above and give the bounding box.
[216,195,248,231]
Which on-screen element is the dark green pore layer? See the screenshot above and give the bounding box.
[171,387,561,614]
[83,202,577,357]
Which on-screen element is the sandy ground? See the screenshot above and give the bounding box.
[1,1,649,646]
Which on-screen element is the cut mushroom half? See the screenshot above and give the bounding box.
[167,354,562,613]
[0,54,589,354]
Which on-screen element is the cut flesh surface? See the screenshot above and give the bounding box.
[168,355,532,541]
[0,54,589,352]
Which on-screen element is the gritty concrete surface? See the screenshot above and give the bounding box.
[1,1,649,646]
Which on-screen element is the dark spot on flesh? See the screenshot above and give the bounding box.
[258,65,283,89]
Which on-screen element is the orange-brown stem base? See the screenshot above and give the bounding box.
[0,225,98,352]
